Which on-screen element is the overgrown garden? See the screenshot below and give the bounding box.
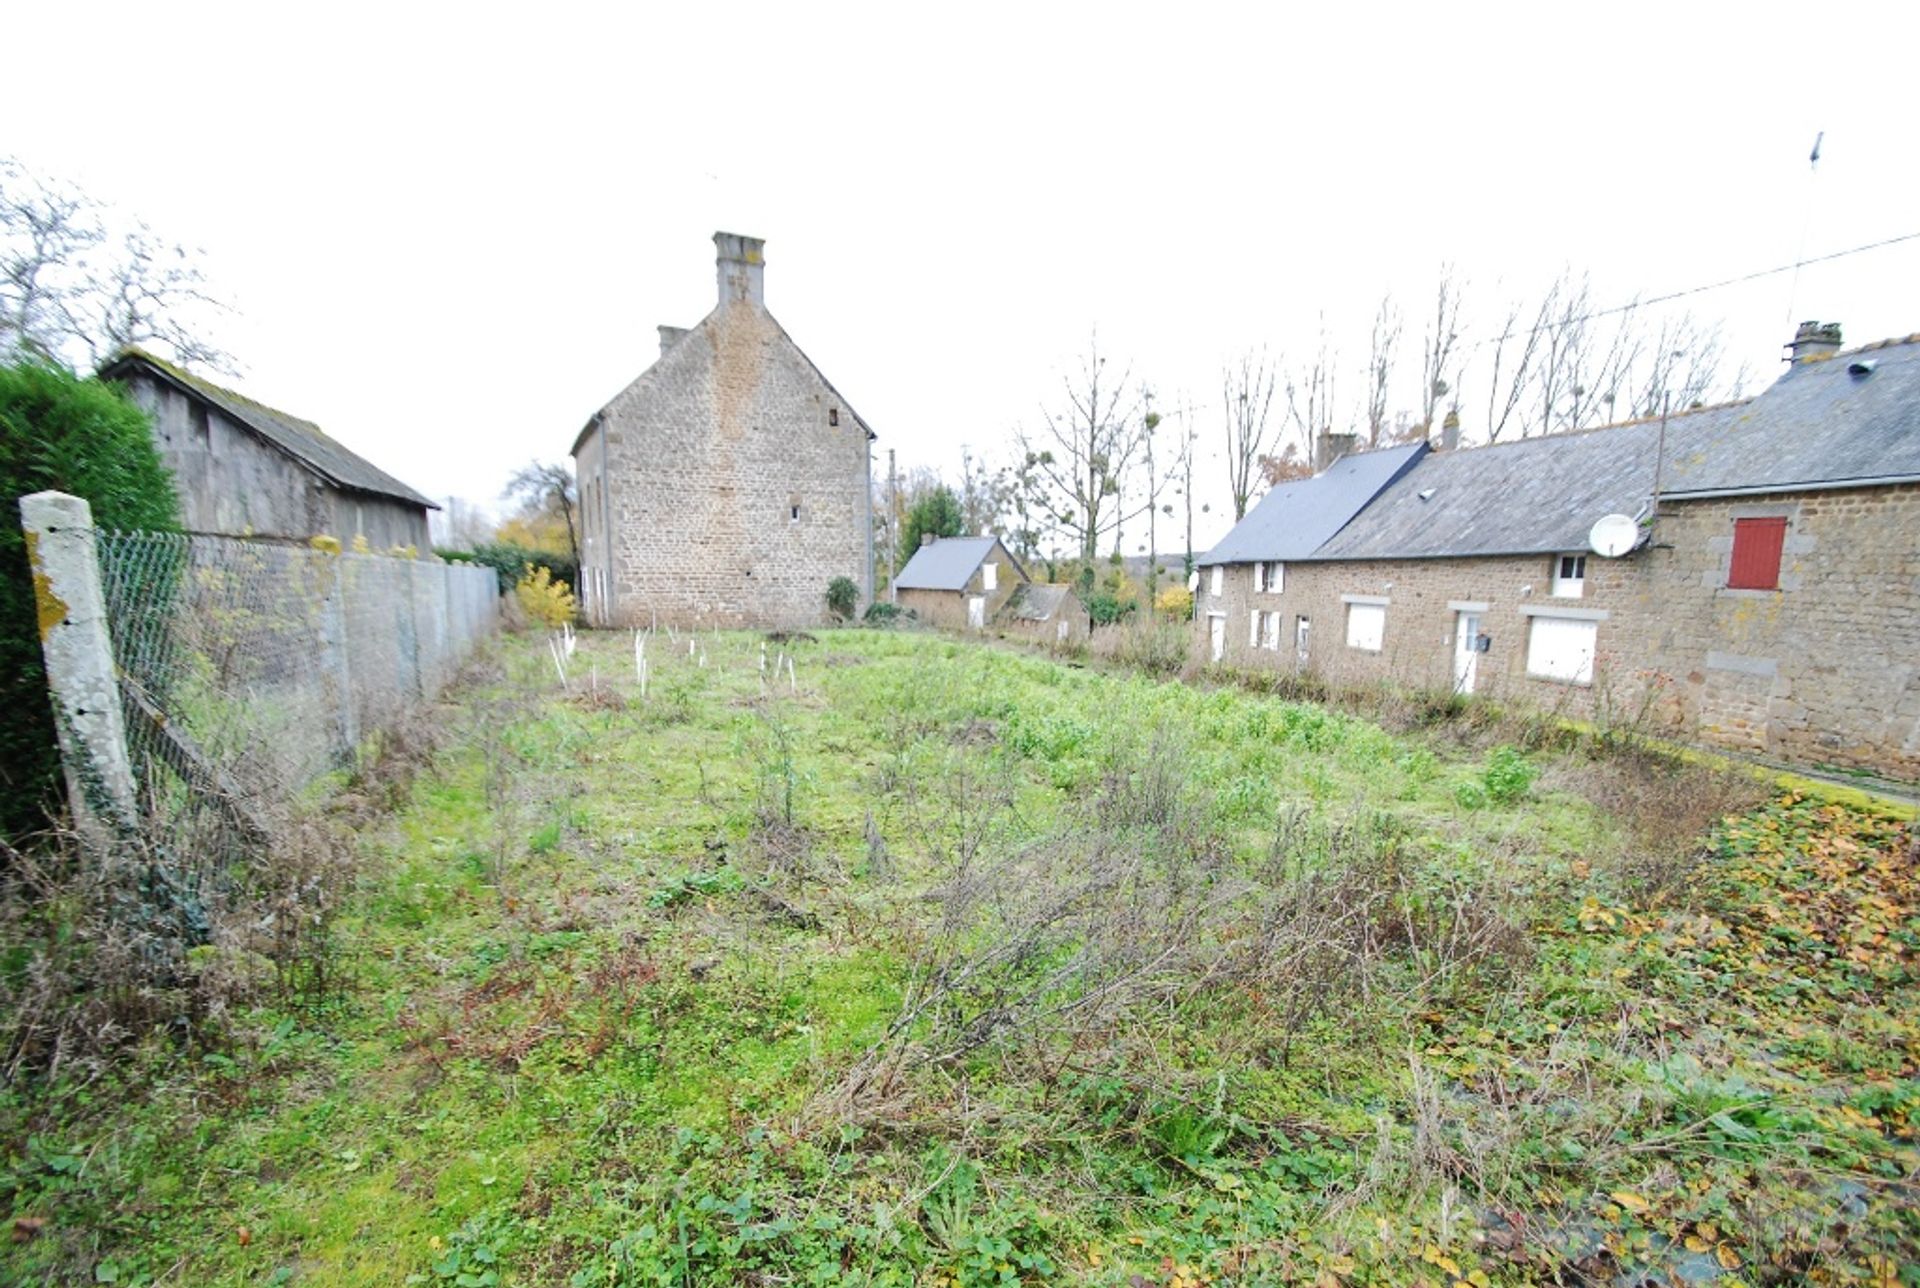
[1,628,1913,1286]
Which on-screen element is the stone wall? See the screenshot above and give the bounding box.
[578,301,872,629]
[1194,483,1920,780]
[127,372,429,550]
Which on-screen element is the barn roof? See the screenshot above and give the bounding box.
[100,349,438,509]
[895,536,1002,591]
[1197,441,1426,566]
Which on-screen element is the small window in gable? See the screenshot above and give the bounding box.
[1208,566,1223,597]
[982,560,997,591]
[790,505,800,522]
[189,401,210,446]
[828,407,840,426]
[1728,517,1786,590]
[1551,553,1585,598]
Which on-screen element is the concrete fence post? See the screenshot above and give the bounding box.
[18,491,139,831]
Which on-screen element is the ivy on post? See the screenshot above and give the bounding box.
[17,491,139,839]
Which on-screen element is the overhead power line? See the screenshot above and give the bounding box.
[1467,229,1920,351]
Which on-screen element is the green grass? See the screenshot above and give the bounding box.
[2,628,1914,1286]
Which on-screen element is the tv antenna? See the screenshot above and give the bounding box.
[1785,131,1823,327]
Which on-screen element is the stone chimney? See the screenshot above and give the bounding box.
[714,231,766,307]
[920,532,936,549]
[1440,409,1460,452]
[1787,320,1842,364]
[658,325,688,357]
[1313,429,1359,472]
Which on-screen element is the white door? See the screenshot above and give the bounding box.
[1454,612,1481,693]
[1295,616,1310,667]
[1208,612,1226,662]
[967,595,985,630]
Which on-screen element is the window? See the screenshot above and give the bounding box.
[982,560,997,591]
[828,407,840,426]
[188,401,210,447]
[1526,616,1597,684]
[1345,603,1386,652]
[790,504,801,522]
[1209,566,1223,597]
[1255,560,1285,594]
[1728,517,1787,590]
[1551,553,1586,598]
[1262,610,1281,651]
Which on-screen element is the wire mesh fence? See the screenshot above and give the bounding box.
[92,529,497,888]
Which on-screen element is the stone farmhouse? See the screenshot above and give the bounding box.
[1197,323,1920,781]
[100,348,435,549]
[571,233,876,629]
[894,535,1027,631]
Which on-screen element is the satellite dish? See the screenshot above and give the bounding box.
[1588,513,1640,558]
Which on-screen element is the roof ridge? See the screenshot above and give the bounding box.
[1437,397,1752,455]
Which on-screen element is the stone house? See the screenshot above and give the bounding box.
[894,535,1027,631]
[1196,324,1920,781]
[999,582,1091,646]
[571,233,876,629]
[99,348,435,548]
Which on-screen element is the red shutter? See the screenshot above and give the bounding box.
[1727,517,1786,590]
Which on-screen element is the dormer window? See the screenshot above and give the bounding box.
[1552,553,1586,598]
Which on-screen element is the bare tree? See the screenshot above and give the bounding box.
[1472,290,1549,444]
[1419,266,1463,434]
[1627,313,1728,419]
[502,461,579,568]
[958,446,1015,536]
[1,157,227,371]
[1362,295,1402,447]
[1221,347,1280,520]
[1281,316,1339,467]
[1016,334,1149,565]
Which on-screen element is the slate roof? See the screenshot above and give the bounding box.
[1212,332,1920,564]
[1657,334,1920,497]
[1315,417,1675,560]
[1002,583,1075,622]
[1197,442,1427,566]
[101,349,437,509]
[895,536,1003,591]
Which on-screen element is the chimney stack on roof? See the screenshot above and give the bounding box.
[1788,320,1843,364]
[1314,429,1359,472]
[714,231,766,307]
[920,532,936,548]
[1440,409,1460,452]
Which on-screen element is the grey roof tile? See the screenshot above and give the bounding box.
[895,535,1000,591]
[1198,442,1427,565]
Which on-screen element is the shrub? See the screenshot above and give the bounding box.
[0,361,180,839]
[1153,584,1193,621]
[1482,745,1536,804]
[1085,589,1136,626]
[457,541,577,595]
[825,575,858,621]
[514,563,576,628]
[862,600,911,626]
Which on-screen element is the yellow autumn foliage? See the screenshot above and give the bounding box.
[515,563,576,628]
[1153,585,1193,620]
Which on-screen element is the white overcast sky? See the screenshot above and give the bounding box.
[10,1,1917,551]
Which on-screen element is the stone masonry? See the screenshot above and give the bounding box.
[573,234,874,629]
[1196,482,1920,780]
